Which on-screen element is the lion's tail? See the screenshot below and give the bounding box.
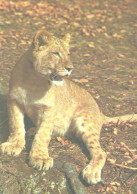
[103,114,137,125]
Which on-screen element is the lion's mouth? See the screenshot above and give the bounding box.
[49,72,64,86]
[49,68,72,84]
[50,72,63,81]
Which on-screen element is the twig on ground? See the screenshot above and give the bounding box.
[110,162,137,171]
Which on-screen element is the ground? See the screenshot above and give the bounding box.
[0,0,137,193]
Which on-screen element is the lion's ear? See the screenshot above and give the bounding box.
[62,33,71,45]
[33,30,53,50]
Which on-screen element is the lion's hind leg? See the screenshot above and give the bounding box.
[74,109,106,184]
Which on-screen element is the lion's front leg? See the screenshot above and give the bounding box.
[0,99,25,156]
[29,114,54,171]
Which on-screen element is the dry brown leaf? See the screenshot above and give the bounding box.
[111,182,120,187]
[56,136,68,146]
[128,80,134,85]
[107,157,116,164]
[113,128,118,135]
[78,78,89,83]
[82,28,90,36]
[122,93,129,96]
[86,14,94,19]
[115,104,121,109]
[91,32,96,37]
[82,65,91,70]
[128,190,133,194]
[107,17,113,22]
[83,53,90,57]
[75,165,80,172]
[113,33,122,39]
[88,42,95,48]
[118,53,125,58]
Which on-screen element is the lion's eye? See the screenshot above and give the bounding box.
[53,52,60,57]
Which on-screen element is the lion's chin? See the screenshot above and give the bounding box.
[51,80,64,86]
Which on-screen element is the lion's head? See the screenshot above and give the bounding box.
[32,30,73,85]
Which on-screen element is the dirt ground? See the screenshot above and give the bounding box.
[0,0,137,193]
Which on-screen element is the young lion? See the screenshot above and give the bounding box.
[0,30,137,184]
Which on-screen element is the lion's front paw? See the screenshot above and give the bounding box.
[82,164,102,184]
[0,141,24,156]
[29,156,53,171]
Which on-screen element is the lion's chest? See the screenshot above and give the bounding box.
[10,83,75,135]
[24,96,72,136]
[26,103,72,135]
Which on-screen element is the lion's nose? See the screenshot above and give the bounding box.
[65,67,73,72]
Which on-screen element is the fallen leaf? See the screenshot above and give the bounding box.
[75,165,80,172]
[118,53,126,58]
[82,65,91,70]
[107,157,116,164]
[83,53,90,57]
[113,128,118,135]
[82,28,90,36]
[86,14,94,19]
[111,182,120,187]
[128,80,134,85]
[122,93,129,96]
[107,17,113,22]
[115,104,121,109]
[128,190,132,194]
[78,78,89,83]
[88,42,95,48]
[56,137,68,146]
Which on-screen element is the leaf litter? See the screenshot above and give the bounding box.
[0,0,137,193]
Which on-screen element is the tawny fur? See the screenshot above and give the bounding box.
[0,30,137,184]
